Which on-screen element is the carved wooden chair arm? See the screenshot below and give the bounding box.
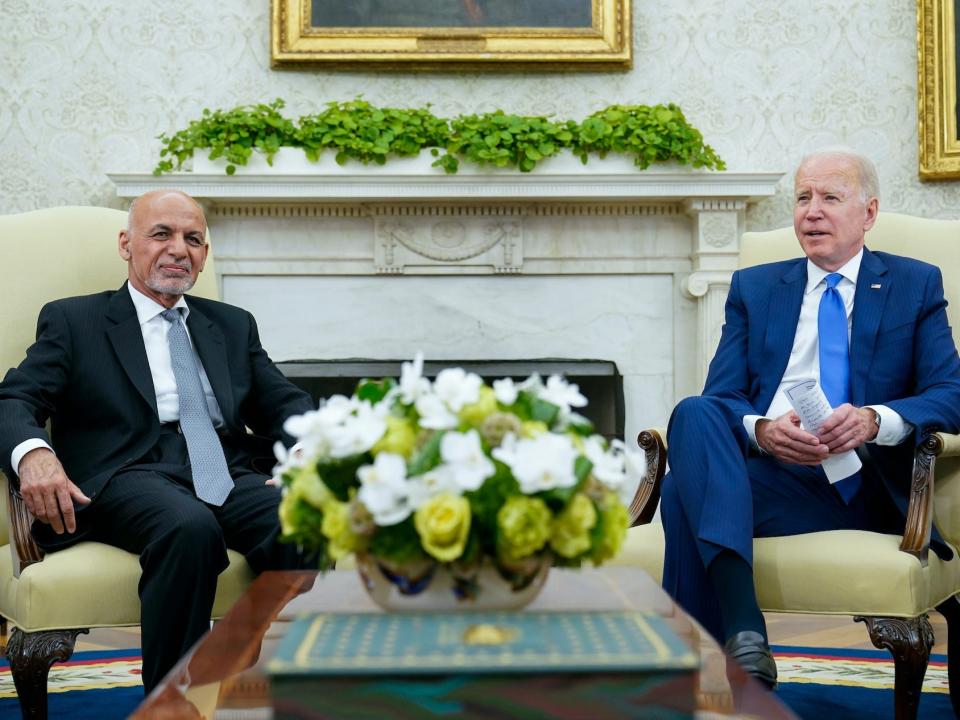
[629,428,667,526]
[6,479,44,578]
[899,432,946,566]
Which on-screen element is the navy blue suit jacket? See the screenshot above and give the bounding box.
[703,247,960,546]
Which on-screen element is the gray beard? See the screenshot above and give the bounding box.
[146,275,196,296]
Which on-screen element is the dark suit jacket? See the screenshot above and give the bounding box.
[0,283,314,506]
[703,248,960,546]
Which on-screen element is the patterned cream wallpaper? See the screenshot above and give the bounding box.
[1,0,957,226]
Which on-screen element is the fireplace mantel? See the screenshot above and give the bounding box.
[109,168,782,202]
[109,165,785,443]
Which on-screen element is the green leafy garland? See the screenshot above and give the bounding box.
[155,98,725,175]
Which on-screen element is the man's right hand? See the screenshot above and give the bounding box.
[17,448,91,534]
[755,411,830,466]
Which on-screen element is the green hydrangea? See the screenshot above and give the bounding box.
[550,493,598,558]
[496,495,552,561]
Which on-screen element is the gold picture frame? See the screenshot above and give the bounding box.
[918,0,960,179]
[271,0,631,69]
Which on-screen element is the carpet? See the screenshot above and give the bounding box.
[0,646,951,719]
[0,648,142,719]
[773,645,951,719]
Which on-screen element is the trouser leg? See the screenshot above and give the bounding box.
[86,471,229,692]
[213,473,312,572]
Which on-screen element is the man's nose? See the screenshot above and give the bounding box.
[805,197,824,218]
[166,233,189,256]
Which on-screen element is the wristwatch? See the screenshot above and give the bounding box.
[870,407,881,436]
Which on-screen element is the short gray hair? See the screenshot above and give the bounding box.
[797,146,880,202]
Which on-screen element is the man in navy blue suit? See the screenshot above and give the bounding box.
[661,148,960,688]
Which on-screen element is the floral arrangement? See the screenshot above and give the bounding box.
[274,355,644,597]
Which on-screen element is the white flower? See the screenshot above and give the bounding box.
[539,375,588,412]
[493,432,579,494]
[399,352,430,404]
[415,392,459,430]
[493,377,519,405]
[272,440,309,477]
[433,367,482,412]
[284,397,387,460]
[583,435,626,487]
[518,373,544,393]
[357,453,411,525]
[406,465,460,509]
[440,429,495,491]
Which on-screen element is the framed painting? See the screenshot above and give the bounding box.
[918,0,960,179]
[271,0,631,68]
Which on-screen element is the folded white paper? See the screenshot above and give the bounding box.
[783,379,861,483]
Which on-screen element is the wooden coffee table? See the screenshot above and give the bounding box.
[132,567,797,719]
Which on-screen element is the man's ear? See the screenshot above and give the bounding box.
[118,230,131,260]
[863,197,879,232]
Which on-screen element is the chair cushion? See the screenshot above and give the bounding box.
[0,541,254,631]
[612,524,960,617]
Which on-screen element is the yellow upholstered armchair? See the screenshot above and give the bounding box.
[0,207,255,718]
[621,212,960,720]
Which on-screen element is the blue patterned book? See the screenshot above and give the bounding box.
[267,611,698,676]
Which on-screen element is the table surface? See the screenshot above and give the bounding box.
[132,567,797,719]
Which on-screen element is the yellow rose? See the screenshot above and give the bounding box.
[497,496,552,561]
[550,493,598,558]
[459,386,498,428]
[520,420,549,438]
[278,486,300,537]
[291,466,333,510]
[321,499,359,561]
[414,493,472,562]
[372,416,418,458]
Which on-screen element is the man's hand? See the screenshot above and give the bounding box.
[816,404,878,453]
[17,448,91,534]
[755,411,830,465]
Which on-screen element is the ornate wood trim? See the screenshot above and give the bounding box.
[7,627,87,719]
[855,614,933,720]
[6,480,44,578]
[630,429,667,526]
[899,433,943,565]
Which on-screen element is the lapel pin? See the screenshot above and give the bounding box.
[871,283,882,289]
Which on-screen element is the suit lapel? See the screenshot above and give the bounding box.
[105,284,158,415]
[850,248,889,406]
[759,260,806,408]
[185,299,236,425]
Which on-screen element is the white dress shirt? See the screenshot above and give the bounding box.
[743,248,911,447]
[11,284,224,475]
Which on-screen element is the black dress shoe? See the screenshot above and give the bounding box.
[723,630,778,689]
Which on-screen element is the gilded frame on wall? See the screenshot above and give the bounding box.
[918,0,960,179]
[271,0,631,68]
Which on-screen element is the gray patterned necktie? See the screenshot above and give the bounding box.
[161,308,233,506]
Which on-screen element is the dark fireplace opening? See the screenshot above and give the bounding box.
[277,359,624,441]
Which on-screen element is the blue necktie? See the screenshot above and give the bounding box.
[161,308,234,506]
[818,273,860,503]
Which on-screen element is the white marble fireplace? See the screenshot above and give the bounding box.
[109,160,784,445]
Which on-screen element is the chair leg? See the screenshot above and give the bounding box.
[6,627,88,720]
[855,615,933,720]
[935,594,960,718]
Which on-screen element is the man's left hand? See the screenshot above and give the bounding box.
[816,404,878,453]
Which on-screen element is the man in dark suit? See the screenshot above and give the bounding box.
[661,149,960,688]
[0,190,316,692]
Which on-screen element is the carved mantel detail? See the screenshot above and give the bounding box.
[375,216,523,274]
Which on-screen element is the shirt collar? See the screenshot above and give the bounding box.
[127,282,189,326]
[804,248,864,295]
